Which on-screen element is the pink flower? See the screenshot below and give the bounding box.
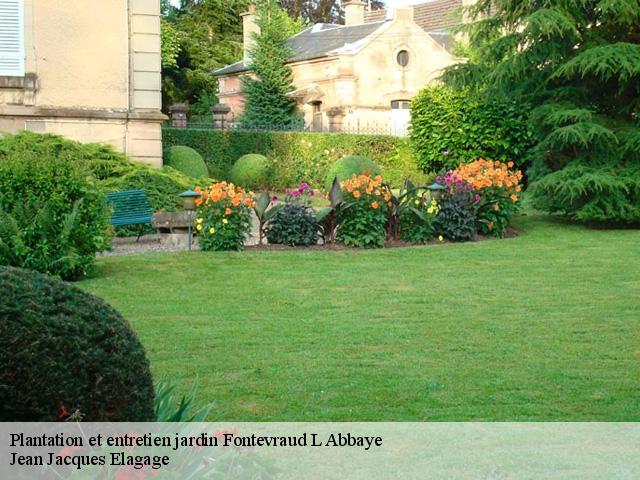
[299,182,309,191]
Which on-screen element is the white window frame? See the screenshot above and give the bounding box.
[0,0,25,77]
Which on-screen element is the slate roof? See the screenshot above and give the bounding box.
[214,22,385,76]
[364,0,462,33]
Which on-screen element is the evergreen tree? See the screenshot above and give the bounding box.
[442,0,640,224]
[239,0,301,129]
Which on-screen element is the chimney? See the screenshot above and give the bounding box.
[343,1,367,26]
[241,5,259,62]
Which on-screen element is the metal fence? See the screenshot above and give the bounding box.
[170,118,409,137]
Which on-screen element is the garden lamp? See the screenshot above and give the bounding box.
[427,182,446,201]
[180,189,201,251]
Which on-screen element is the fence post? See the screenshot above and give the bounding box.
[169,103,189,128]
[326,107,345,133]
[211,103,232,130]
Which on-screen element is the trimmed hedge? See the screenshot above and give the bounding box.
[0,266,155,421]
[163,128,430,190]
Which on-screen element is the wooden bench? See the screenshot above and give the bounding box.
[106,190,153,240]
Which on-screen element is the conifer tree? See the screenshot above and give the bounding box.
[443,0,640,224]
[239,0,301,129]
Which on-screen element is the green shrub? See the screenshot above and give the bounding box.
[100,164,210,214]
[410,85,533,172]
[163,128,430,189]
[529,161,640,224]
[230,154,272,190]
[399,196,439,244]
[434,174,478,242]
[0,135,111,280]
[165,145,209,178]
[0,266,155,421]
[266,185,318,246]
[324,156,381,192]
[266,204,318,246]
[0,131,130,181]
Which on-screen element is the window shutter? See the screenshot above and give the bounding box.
[0,0,24,77]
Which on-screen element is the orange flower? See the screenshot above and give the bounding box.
[211,193,220,202]
[488,221,495,231]
[231,197,241,207]
[353,190,361,198]
[225,207,232,215]
[371,201,379,209]
[511,194,519,202]
[244,198,253,207]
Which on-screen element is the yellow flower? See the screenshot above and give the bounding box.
[222,218,228,225]
[196,218,203,223]
[415,199,420,206]
[427,207,434,214]
[438,236,444,242]
[209,227,215,234]
[196,224,203,231]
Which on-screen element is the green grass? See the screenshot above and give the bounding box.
[79,214,640,421]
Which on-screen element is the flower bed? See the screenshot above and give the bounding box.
[191,159,522,251]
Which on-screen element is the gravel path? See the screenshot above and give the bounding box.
[100,214,262,256]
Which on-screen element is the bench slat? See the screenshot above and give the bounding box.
[107,189,154,227]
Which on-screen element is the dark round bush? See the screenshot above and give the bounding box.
[165,145,209,178]
[0,266,155,421]
[266,204,318,246]
[230,154,272,189]
[325,156,381,191]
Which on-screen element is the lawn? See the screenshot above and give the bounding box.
[79,214,640,421]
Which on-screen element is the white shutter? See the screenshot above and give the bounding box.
[0,0,24,76]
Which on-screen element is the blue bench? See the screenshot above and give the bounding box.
[106,190,153,240]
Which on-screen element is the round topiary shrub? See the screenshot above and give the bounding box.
[230,154,272,189]
[0,266,155,421]
[325,156,382,191]
[165,145,209,178]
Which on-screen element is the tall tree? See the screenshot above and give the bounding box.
[278,0,384,24]
[239,0,300,128]
[442,0,640,224]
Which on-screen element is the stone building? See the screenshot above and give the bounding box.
[0,0,165,166]
[214,1,464,135]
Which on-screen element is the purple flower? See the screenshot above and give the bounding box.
[299,182,309,191]
[436,176,443,184]
[475,194,481,202]
[456,179,463,187]
[466,184,473,191]
[272,195,279,202]
[292,190,301,197]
